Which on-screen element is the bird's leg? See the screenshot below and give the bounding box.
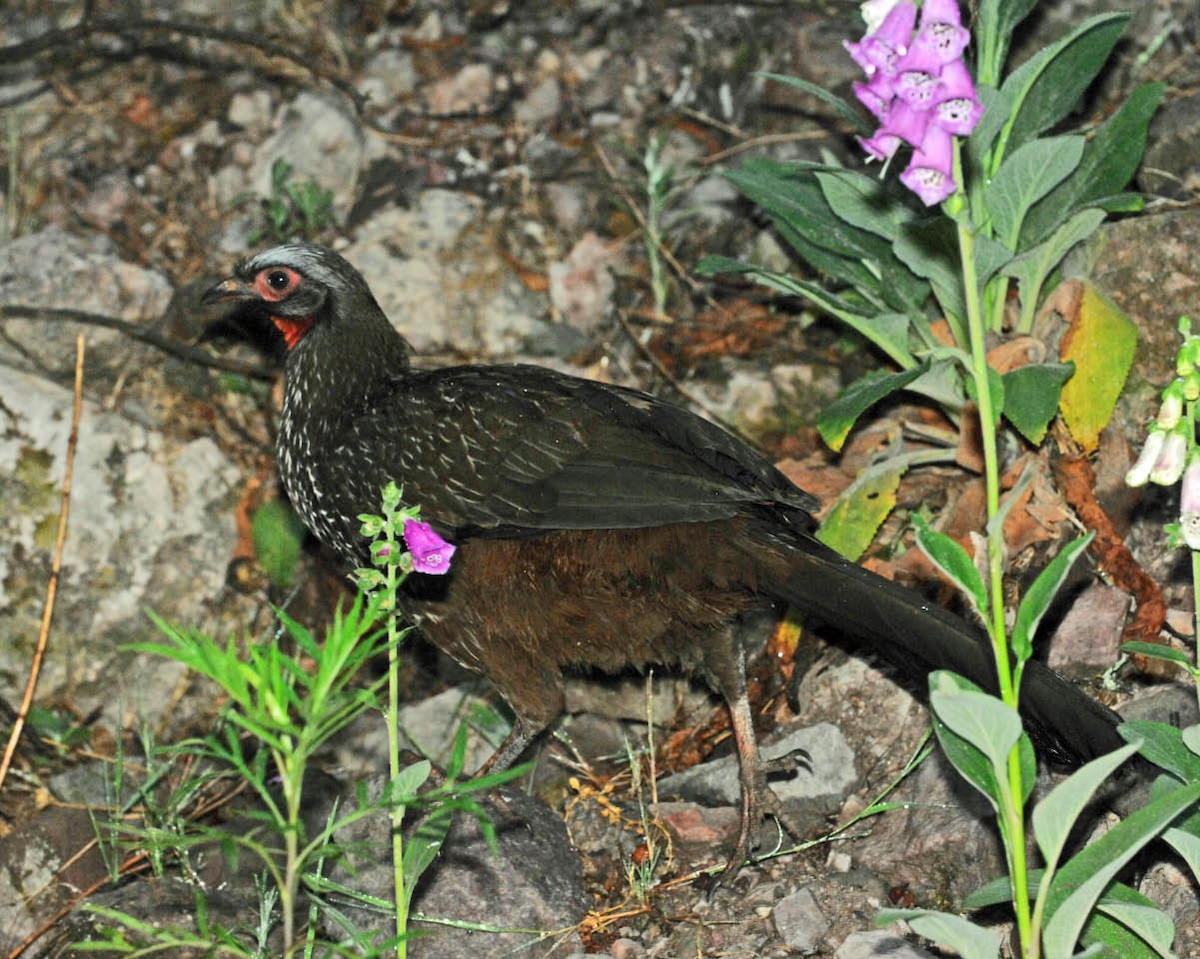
[704,628,811,880]
[475,721,541,776]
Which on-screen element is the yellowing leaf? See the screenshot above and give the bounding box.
[1058,281,1136,452]
[816,461,904,561]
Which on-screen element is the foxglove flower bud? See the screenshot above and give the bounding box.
[1157,381,1185,430]
[1150,428,1188,486]
[1127,428,1165,487]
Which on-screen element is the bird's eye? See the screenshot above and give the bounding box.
[254,266,301,301]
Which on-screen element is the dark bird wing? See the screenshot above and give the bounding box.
[332,364,819,535]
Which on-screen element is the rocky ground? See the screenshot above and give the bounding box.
[1,0,1200,956]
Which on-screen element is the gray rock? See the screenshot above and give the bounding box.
[835,930,937,959]
[330,779,589,958]
[772,885,829,953]
[0,365,240,729]
[0,227,172,378]
[344,192,551,355]
[658,723,856,806]
[250,91,365,216]
[358,48,419,106]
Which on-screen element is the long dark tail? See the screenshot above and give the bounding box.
[770,535,1125,765]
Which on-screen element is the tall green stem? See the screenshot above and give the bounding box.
[953,139,1034,958]
[385,525,408,959]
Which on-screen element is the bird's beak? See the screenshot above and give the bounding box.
[201,277,257,305]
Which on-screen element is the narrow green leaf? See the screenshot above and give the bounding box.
[1032,739,1140,874]
[1164,825,1200,884]
[912,514,986,614]
[1011,531,1094,662]
[876,909,1001,959]
[756,72,872,133]
[1119,721,1200,782]
[817,363,930,451]
[985,135,1084,251]
[1084,909,1167,959]
[894,218,964,336]
[974,0,1037,84]
[1003,208,1106,330]
[1097,901,1176,956]
[697,256,917,368]
[1119,642,1196,668]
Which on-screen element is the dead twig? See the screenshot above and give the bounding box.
[0,305,276,381]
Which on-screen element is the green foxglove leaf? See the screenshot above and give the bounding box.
[1011,531,1094,662]
[1020,82,1165,248]
[999,13,1129,155]
[817,363,929,451]
[1003,208,1106,332]
[875,909,1000,959]
[912,514,985,613]
[1033,739,1140,874]
[756,72,872,133]
[985,135,1084,252]
[1043,780,1200,957]
[1000,362,1074,445]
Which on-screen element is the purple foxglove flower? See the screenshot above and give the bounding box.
[1126,428,1165,487]
[931,60,984,135]
[1150,429,1188,486]
[900,124,956,205]
[895,68,942,110]
[403,519,456,575]
[845,1,916,77]
[878,97,930,147]
[859,129,902,161]
[909,0,971,67]
[854,73,896,121]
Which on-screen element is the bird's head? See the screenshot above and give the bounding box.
[202,244,384,352]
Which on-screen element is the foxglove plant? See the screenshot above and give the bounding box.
[698,1,1187,957]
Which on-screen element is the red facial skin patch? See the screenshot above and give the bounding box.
[272,316,315,349]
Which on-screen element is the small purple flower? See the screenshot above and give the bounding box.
[403,519,456,575]
[900,124,956,205]
[877,97,931,148]
[844,1,916,77]
[931,60,984,135]
[859,129,902,161]
[895,68,943,109]
[908,0,971,66]
[853,73,896,121]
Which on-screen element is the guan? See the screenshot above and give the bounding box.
[204,243,1124,874]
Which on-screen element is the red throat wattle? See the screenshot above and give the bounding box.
[272,316,314,350]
